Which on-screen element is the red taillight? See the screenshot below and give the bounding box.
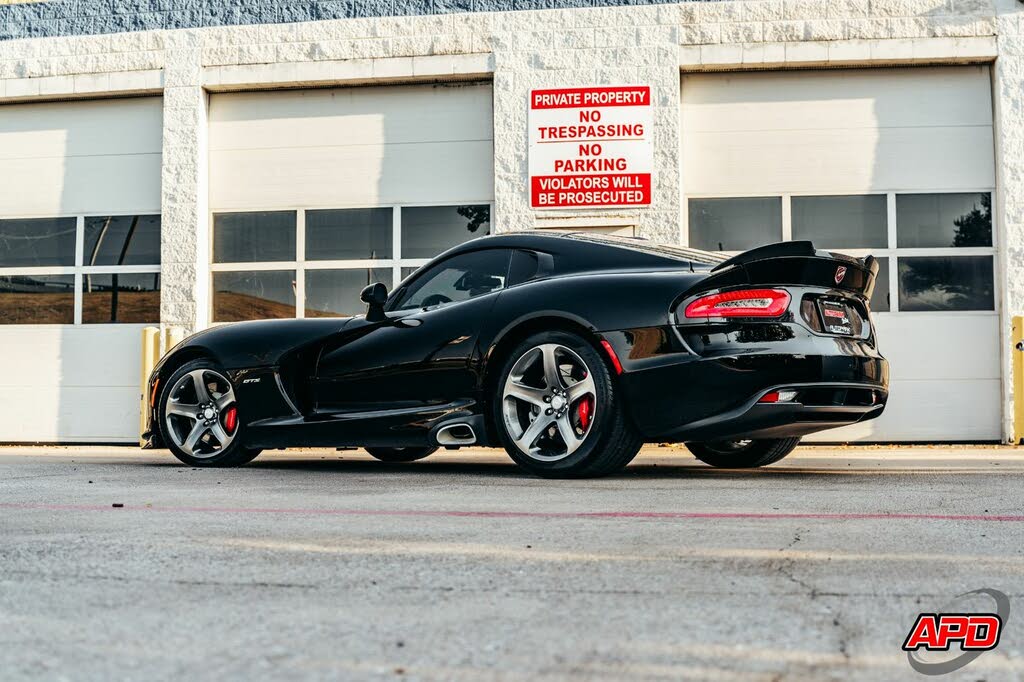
[758,391,780,403]
[684,288,791,319]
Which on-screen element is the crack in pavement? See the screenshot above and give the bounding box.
[772,527,855,664]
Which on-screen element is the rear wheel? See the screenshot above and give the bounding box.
[365,447,438,463]
[158,359,262,467]
[493,331,643,478]
[686,437,801,468]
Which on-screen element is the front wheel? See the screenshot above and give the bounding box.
[686,437,801,468]
[365,447,438,463]
[493,331,643,478]
[157,359,262,467]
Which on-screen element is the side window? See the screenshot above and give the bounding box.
[508,250,540,287]
[396,249,511,311]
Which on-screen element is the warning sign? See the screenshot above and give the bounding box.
[529,85,653,209]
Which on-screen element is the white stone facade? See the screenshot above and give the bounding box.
[0,0,1022,438]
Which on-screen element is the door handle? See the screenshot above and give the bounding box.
[396,317,423,328]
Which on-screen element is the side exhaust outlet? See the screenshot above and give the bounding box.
[436,423,477,446]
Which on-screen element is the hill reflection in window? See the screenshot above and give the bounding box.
[0,275,75,324]
[213,270,296,322]
[305,268,392,318]
[81,273,161,324]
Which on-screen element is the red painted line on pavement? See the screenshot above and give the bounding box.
[1,502,1023,522]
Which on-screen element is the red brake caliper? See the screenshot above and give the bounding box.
[577,396,593,431]
[224,406,238,434]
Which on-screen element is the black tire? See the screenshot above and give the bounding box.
[492,330,643,478]
[365,446,438,463]
[686,437,801,468]
[157,359,262,468]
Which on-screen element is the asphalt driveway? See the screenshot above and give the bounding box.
[1,444,1022,681]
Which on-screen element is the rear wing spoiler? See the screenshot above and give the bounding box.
[711,241,817,272]
[695,241,879,299]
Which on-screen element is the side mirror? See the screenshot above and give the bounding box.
[360,282,389,322]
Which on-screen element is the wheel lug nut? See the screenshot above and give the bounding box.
[545,408,553,415]
[543,396,551,403]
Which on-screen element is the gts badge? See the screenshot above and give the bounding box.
[241,377,262,385]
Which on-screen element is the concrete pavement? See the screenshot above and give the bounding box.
[2,444,1023,681]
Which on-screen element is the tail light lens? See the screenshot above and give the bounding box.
[684,288,791,319]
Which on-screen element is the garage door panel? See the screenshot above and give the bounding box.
[211,140,494,210]
[682,66,992,133]
[0,327,145,387]
[0,97,163,160]
[874,314,1000,382]
[210,85,492,151]
[807,379,1001,442]
[0,97,162,217]
[0,386,140,442]
[209,83,494,213]
[685,126,994,196]
[0,155,162,217]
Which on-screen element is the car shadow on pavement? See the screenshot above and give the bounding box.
[128,448,1019,480]
[227,456,995,481]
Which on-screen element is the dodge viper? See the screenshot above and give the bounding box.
[143,233,889,477]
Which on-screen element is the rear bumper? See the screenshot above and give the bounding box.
[614,334,889,442]
[655,382,887,442]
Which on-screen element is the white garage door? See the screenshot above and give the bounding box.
[0,97,163,442]
[682,66,999,442]
[207,83,494,321]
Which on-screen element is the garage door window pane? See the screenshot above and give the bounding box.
[792,195,887,249]
[81,273,160,324]
[305,269,392,318]
[306,209,392,260]
[213,212,296,263]
[869,258,890,313]
[83,215,161,266]
[401,205,490,259]
[0,275,74,324]
[213,271,295,321]
[896,193,992,248]
[0,218,77,267]
[898,256,993,311]
[688,198,782,252]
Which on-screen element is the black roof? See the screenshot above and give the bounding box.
[448,230,727,267]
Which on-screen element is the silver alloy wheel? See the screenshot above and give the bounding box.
[164,368,237,458]
[501,343,597,462]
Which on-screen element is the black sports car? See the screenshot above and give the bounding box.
[143,233,888,477]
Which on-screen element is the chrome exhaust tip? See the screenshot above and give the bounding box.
[435,423,476,446]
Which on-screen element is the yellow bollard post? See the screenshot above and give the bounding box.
[1014,316,1024,445]
[163,326,186,356]
[139,326,161,445]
